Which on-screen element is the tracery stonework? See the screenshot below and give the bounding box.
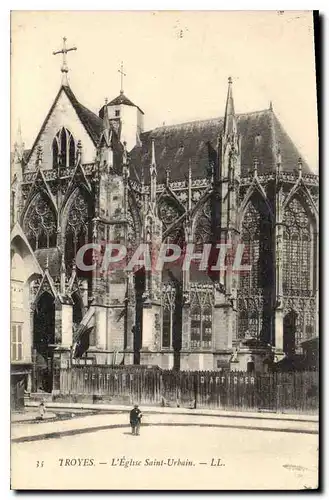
[23,192,57,250]
[237,194,274,343]
[283,197,313,295]
[11,73,318,373]
[65,189,91,273]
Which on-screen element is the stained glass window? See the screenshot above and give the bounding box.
[238,195,273,341]
[52,128,75,168]
[65,189,91,274]
[158,197,182,231]
[193,200,212,253]
[162,286,175,348]
[23,192,57,250]
[190,293,202,348]
[283,197,312,294]
[189,288,213,349]
[237,308,248,340]
[239,197,273,292]
[237,298,259,340]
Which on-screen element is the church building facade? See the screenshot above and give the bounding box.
[11,49,319,393]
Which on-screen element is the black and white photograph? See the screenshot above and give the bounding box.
[10,10,319,490]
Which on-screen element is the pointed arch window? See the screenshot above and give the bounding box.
[162,285,176,348]
[52,127,76,168]
[190,288,213,349]
[23,192,57,250]
[64,189,91,275]
[237,298,260,340]
[190,292,202,348]
[239,197,273,292]
[158,197,183,231]
[193,200,212,253]
[283,197,313,294]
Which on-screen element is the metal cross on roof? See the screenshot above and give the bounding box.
[53,37,77,85]
[118,61,126,95]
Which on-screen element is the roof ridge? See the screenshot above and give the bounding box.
[145,108,272,134]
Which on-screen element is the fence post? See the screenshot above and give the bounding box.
[193,372,198,409]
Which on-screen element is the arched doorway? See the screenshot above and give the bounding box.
[33,292,55,392]
[283,310,297,357]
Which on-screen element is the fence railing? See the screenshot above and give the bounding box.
[53,367,318,413]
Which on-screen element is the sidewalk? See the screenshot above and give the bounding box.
[25,401,319,422]
[12,403,318,443]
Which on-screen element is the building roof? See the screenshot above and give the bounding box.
[64,86,104,144]
[100,92,144,116]
[26,84,104,164]
[129,108,312,182]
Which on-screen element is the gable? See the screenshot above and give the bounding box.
[25,86,102,171]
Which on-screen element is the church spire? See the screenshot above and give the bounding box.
[223,76,237,138]
[151,138,156,172]
[103,98,110,131]
[13,120,25,161]
[100,98,111,147]
[150,139,157,208]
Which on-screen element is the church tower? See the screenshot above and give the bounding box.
[99,63,144,152]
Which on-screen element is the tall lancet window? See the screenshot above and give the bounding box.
[23,192,57,250]
[190,287,214,349]
[52,127,75,168]
[64,189,91,275]
[162,285,176,349]
[237,194,273,342]
[283,197,313,294]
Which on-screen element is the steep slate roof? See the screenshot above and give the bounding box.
[26,84,104,163]
[129,109,311,182]
[101,92,144,116]
[64,86,104,144]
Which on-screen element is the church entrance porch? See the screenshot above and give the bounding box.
[32,292,55,393]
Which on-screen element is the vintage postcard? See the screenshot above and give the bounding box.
[10,10,319,490]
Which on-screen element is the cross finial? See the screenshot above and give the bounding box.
[53,37,77,86]
[118,61,126,95]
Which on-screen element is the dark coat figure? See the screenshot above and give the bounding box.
[130,404,142,435]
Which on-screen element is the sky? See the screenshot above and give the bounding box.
[11,10,318,171]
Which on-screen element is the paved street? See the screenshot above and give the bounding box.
[11,411,318,490]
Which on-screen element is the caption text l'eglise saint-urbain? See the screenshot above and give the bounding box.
[56,457,225,468]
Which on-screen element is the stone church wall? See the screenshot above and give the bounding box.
[26,90,96,170]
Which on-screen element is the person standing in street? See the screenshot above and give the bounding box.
[130,404,142,435]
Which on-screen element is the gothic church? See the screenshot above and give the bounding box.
[11,41,319,393]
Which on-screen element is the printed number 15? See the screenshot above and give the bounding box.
[36,461,44,468]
